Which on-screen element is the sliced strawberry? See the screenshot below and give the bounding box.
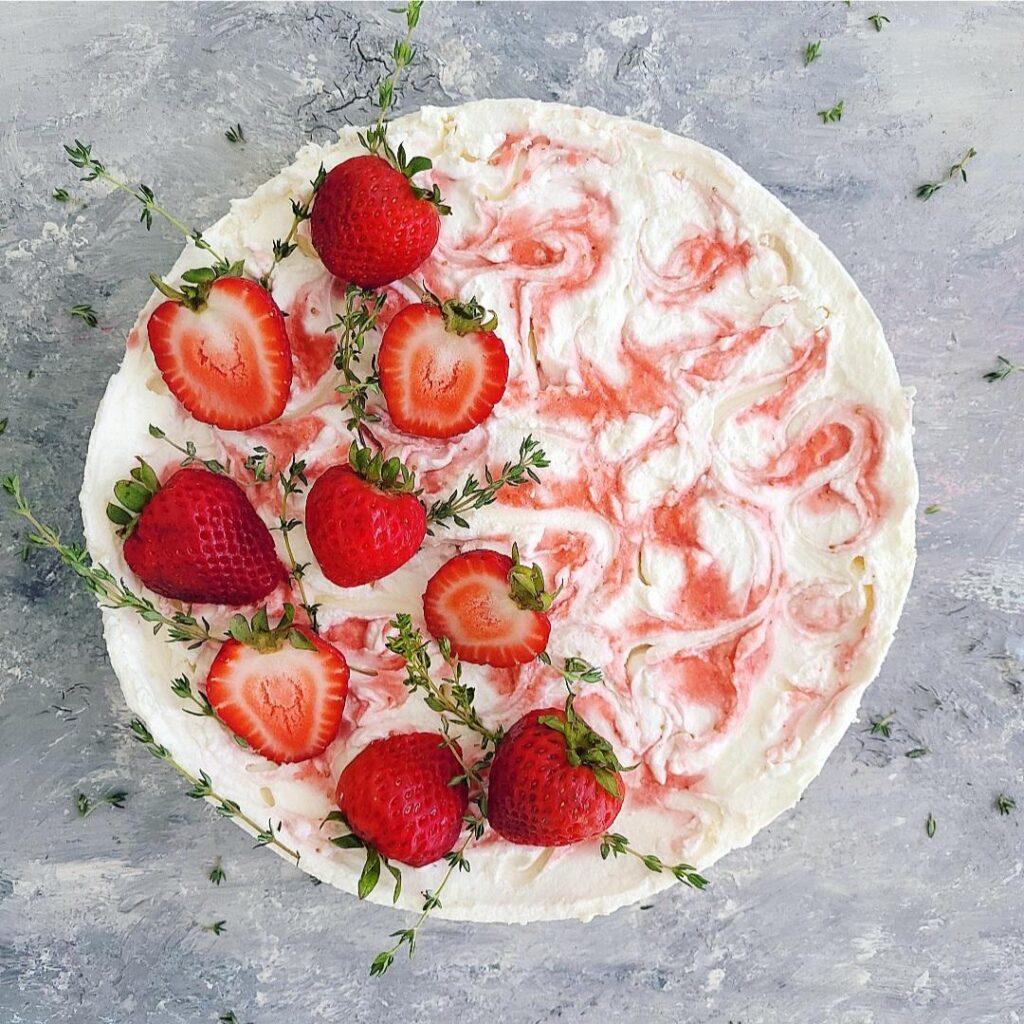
[147,276,292,431]
[205,611,350,764]
[422,547,554,667]
[378,299,509,439]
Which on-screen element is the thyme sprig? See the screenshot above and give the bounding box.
[804,40,822,66]
[386,614,503,748]
[148,424,227,474]
[426,435,549,529]
[370,824,477,976]
[358,2,449,213]
[129,716,301,862]
[926,813,937,838]
[599,833,709,890]
[539,652,605,687]
[867,13,890,31]
[2,475,215,648]
[170,674,215,717]
[63,139,233,270]
[996,793,1016,816]
[869,711,895,737]
[330,285,387,431]
[70,303,98,327]
[209,859,226,885]
[75,789,128,818]
[224,123,245,145]
[53,187,71,202]
[817,100,844,124]
[260,164,327,290]
[276,457,320,632]
[983,355,1022,383]
[244,445,274,483]
[916,146,977,200]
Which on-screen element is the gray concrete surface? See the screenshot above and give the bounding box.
[1,2,1023,1022]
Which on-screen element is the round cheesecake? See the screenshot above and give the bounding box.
[81,99,917,923]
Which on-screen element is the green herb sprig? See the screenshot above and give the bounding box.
[358,2,449,214]
[426,435,549,529]
[260,164,327,290]
[148,424,227,474]
[63,139,233,270]
[867,13,890,31]
[70,303,98,327]
[208,859,226,885]
[224,123,245,145]
[129,716,300,862]
[244,445,274,483]
[916,147,977,200]
[203,919,228,935]
[75,789,128,818]
[926,813,937,838]
[330,284,388,432]
[170,674,215,717]
[599,833,708,890]
[869,712,895,737]
[3,475,215,648]
[276,457,321,633]
[370,825,476,976]
[818,100,844,124]
[804,40,822,66]
[996,793,1016,816]
[983,356,1022,383]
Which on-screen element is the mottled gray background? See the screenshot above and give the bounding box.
[1,2,1022,1022]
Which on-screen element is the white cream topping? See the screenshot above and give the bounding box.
[81,99,917,923]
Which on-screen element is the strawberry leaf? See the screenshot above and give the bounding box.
[358,847,382,899]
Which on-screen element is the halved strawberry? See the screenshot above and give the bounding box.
[422,546,555,666]
[205,608,350,764]
[378,298,509,439]
[147,274,292,431]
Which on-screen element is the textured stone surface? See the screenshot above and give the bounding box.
[1,3,1023,1022]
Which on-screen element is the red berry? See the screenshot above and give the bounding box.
[336,732,468,867]
[310,155,440,289]
[305,465,426,588]
[422,548,552,666]
[147,277,292,430]
[122,467,286,605]
[206,624,350,764]
[487,701,626,847]
[378,302,509,439]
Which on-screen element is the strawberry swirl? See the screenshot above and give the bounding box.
[82,100,916,923]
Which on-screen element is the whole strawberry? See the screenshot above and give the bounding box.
[108,461,286,605]
[486,692,628,846]
[305,445,426,588]
[310,152,447,288]
[335,731,468,867]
